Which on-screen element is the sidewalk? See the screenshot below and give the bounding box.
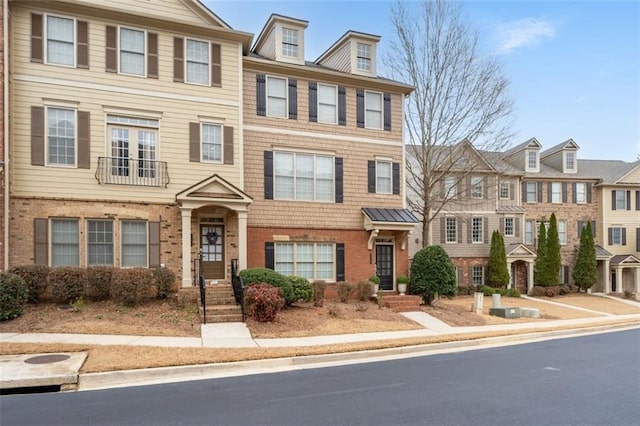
[2,293,640,391]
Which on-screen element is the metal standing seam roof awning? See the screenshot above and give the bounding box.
[362,208,419,249]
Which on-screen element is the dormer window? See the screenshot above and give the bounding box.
[282,28,298,58]
[526,150,539,172]
[565,151,575,172]
[356,42,371,71]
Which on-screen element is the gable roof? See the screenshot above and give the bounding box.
[315,30,381,64]
[540,139,580,159]
[187,0,232,29]
[252,14,309,53]
[176,174,252,210]
[503,138,541,158]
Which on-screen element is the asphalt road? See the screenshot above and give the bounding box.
[2,328,639,426]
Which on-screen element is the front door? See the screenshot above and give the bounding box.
[376,244,394,291]
[200,224,224,280]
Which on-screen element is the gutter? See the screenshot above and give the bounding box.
[3,0,8,270]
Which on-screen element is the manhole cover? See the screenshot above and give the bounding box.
[24,354,71,365]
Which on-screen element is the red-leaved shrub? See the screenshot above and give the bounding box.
[245,283,285,322]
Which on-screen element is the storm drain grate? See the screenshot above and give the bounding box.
[24,354,71,365]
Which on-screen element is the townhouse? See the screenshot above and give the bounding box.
[243,15,416,290]
[7,0,252,287]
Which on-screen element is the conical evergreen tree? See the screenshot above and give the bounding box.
[487,230,509,288]
[535,221,547,285]
[573,222,597,292]
[546,213,561,286]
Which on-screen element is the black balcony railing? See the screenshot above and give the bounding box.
[95,157,169,187]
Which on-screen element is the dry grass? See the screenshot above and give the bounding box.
[539,294,640,315]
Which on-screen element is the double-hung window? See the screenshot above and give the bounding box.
[444,176,457,199]
[575,183,586,203]
[267,76,287,118]
[46,15,75,66]
[356,42,371,71]
[472,266,484,286]
[282,28,298,58]
[525,220,535,245]
[274,242,334,280]
[186,39,209,85]
[107,115,159,179]
[551,182,562,203]
[201,123,222,163]
[47,106,76,167]
[565,152,575,171]
[504,217,514,237]
[471,177,483,199]
[119,27,145,76]
[614,190,627,210]
[87,220,114,265]
[558,220,567,245]
[51,219,79,266]
[121,220,147,267]
[525,181,537,203]
[317,84,337,124]
[365,91,382,129]
[446,217,457,243]
[499,182,510,199]
[472,217,483,243]
[526,150,538,171]
[274,152,334,202]
[611,227,623,245]
[375,160,392,194]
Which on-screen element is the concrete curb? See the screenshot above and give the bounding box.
[78,321,640,391]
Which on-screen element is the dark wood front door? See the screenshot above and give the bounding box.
[201,224,224,280]
[376,244,394,291]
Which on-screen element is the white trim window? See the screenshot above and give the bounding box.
[282,28,298,58]
[356,42,371,71]
[87,219,114,265]
[525,219,535,245]
[444,176,457,199]
[119,27,146,76]
[472,266,484,286]
[499,182,510,199]
[525,181,537,203]
[266,76,287,118]
[121,220,147,267]
[47,106,76,167]
[551,182,562,203]
[201,123,222,163]
[575,183,586,203]
[365,91,382,129]
[611,226,623,245]
[107,115,159,179]
[504,217,514,237]
[526,150,539,171]
[446,217,457,243]
[565,152,575,171]
[558,220,567,245]
[186,38,210,85]
[471,177,483,199]
[614,190,627,210]
[274,151,334,202]
[46,15,75,66]
[274,242,335,280]
[51,218,79,266]
[375,160,392,194]
[472,217,483,243]
[317,83,337,124]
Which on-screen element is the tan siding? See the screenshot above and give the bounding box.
[542,151,562,171]
[600,186,640,256]
[74,0,214,26]
[319,42,351,73]
[619,166,640,184]
[256,27,276,60]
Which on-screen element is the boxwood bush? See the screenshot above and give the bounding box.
[0,272,28,320]
[49,267,87,304]
[111,268,156,306]
[288,276,313,304]
[9,265,50,303]
[410,245,456,305]
[153,267,177,300]
[86,266,115,301]
[239,268,294,305]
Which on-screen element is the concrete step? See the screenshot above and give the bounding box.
[203,305,243,315]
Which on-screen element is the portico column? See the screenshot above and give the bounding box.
[181,208,193,287]
[527,261,534,294]
[237,210,248,271]
[635,267,640,294]
[615,266,623,293]
[507,261,513,289]
[603,259,611,293]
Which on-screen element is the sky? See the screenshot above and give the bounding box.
[204,0,640,161]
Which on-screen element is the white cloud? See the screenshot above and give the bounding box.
[496,18,557,54]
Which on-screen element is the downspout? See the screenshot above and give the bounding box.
[3,0,9,271]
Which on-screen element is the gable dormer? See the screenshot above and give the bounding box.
[541,139,580,174]
[316,31,380,77]
[503,138,541,173]
[253,14,308,65]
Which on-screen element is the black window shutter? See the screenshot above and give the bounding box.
[636,228,640,252]
[521,182,526,202]
[338,86,346,125]
[265,242,275,269]
[572,183,577,203]
[147,33,159,79]
[483,218,489,243]
[77,111,91,169]
[34,218,48,265]
[591,221,596,237]
[356,89,365,128]
[440,217,445,244]
[189,122,200,162]
[31,106,45,166]
[608,228,612,245]
[392,162,400,195]
[547,182,552,203]
[149,222,160,267]
[336,243,345,281]
[578,221,584,238]
[636,191,640,210]
[587,183,592,203]
[31,13,44,63]
[626,190,631,210]
[515,217,520,237]
[383,93,391,131]
[308,82,317,122]
[288,79,297,119]
[457,219,463,243]
[256,74,266,116]
[264,151,273,200]
[562,183,567,203]
[563,266,569,284]
[335,157,343,203]
[77,21,89,69]
[223,126,234,165]
[611,191,616,210]
[367,160,376,193]
[622,228,627,245]
[537,182,542,203]
[510,183,515,200]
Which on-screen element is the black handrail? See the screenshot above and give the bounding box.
[231,258,245,321]
[95,157,170,187]
[197,253,206,324]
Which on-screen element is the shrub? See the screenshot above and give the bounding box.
[369,275,381,285]
[0,272,28,321]
[153,267,177,300]
[545,286,560,297]
[240,268,294,306]
[530,286,547,297]
[288,276,313,304]
[312,280,327,307]
[335,281,355,303]
[573,221,597,292]
[410,246,456,305]
[479,285,495,296]
[86,266,115,301]
[9,265,49,303]
[356,280,373,301]
[245,283,284,322]
[111,268,156,306]
[506,288,521,298]
[355,301,368,312]
[49,267,87,304]
[623,289,635,300]
[487,231,509,288]
[457,285,474,296]
[328,305,342,318]
[396,275,409,284]
[559,285,572,296]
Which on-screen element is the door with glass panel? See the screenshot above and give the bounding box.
[376,244,394,291]
[200,224,225,280]
[107,116,158,182]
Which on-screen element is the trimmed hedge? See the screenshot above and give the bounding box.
[50,267,87,304]
[0,272,28,321]
[336,281,355,303]
[9,265,49,303]
[154,267,177,300]
[86,266,115,301]
[239,268,294,305]
[288,276,313,304]
[111,268,156,306]
[356,280,373,301]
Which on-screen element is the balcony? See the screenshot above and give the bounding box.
[95,157,170,187]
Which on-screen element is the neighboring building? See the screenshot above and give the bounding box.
[7,0,252,287]
[1,0,5,271]
[593,160,640,293]
[243,15,416,290]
